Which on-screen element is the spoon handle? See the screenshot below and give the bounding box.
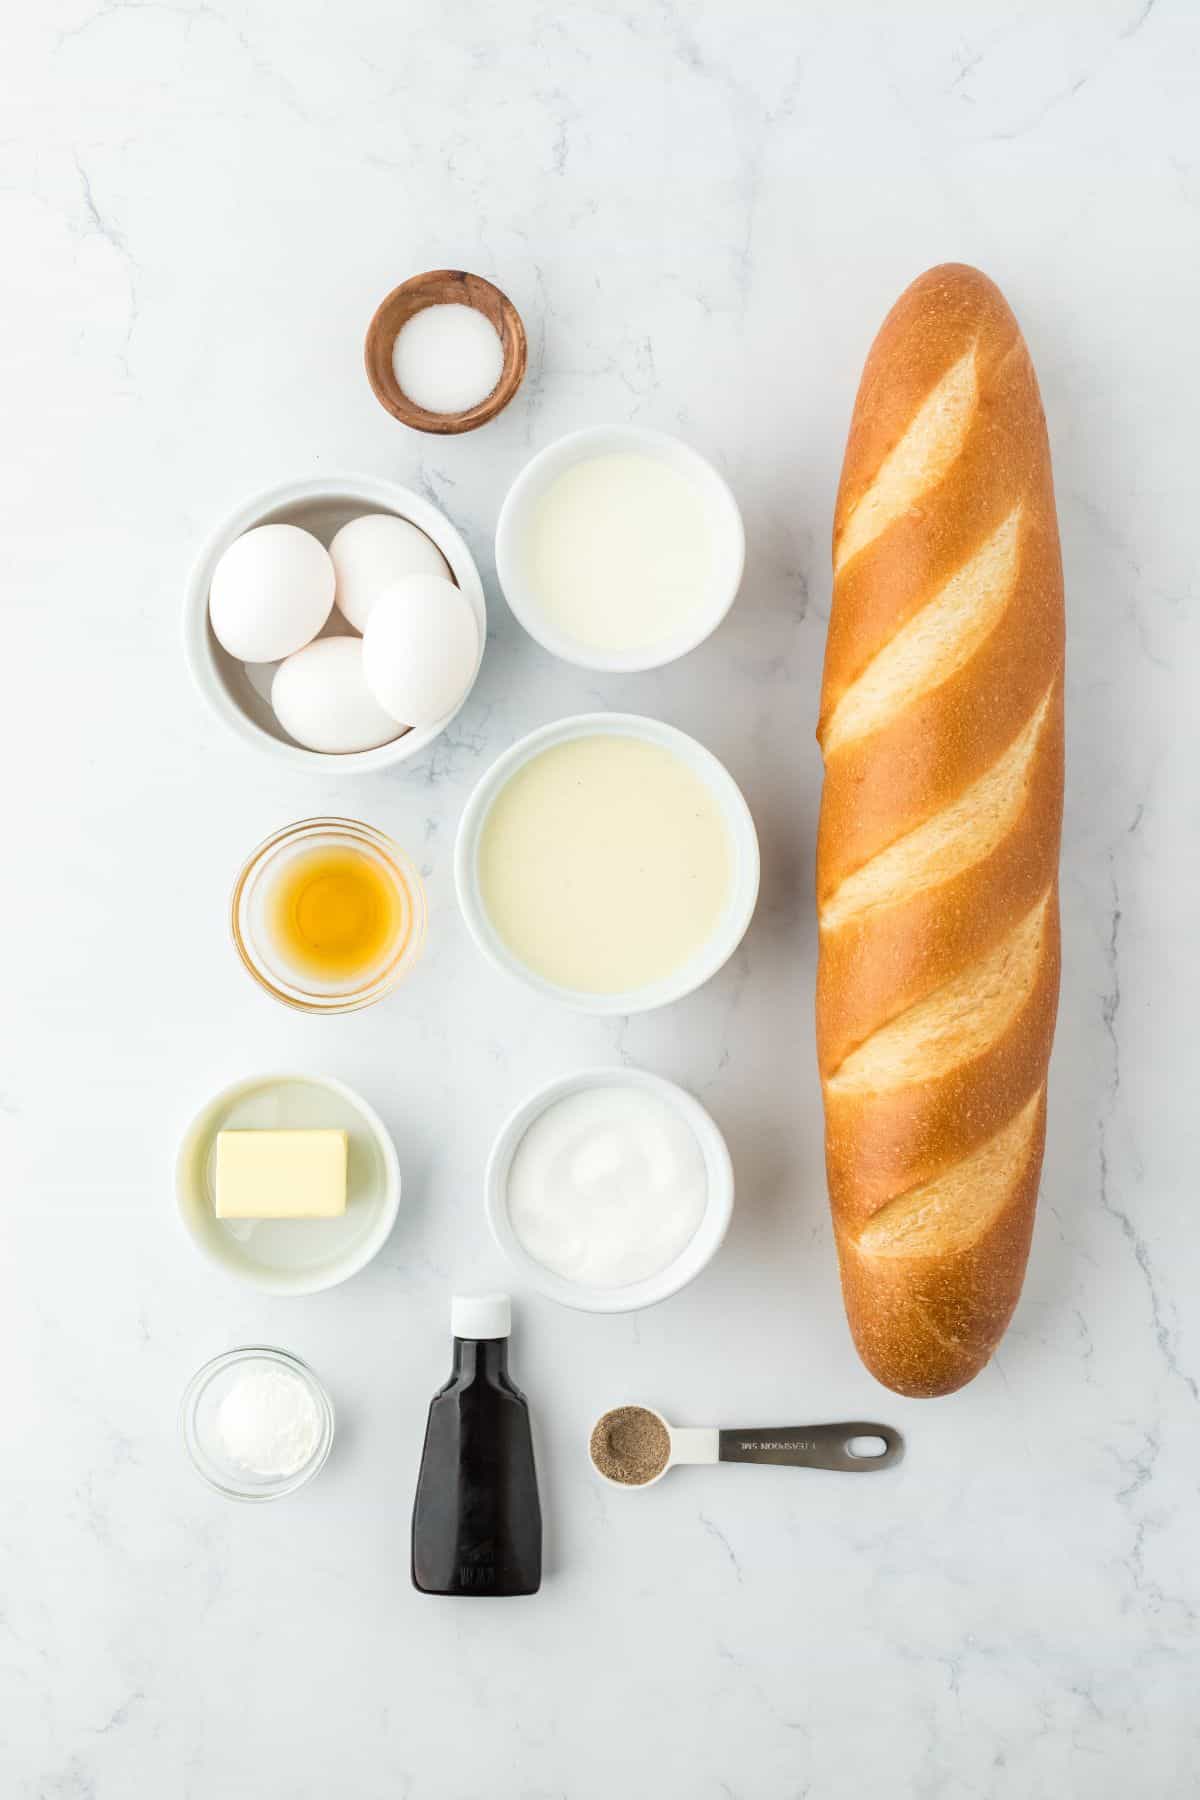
[717,1421,903,1472]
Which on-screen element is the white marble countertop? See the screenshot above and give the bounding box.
[4,1,1198,1794]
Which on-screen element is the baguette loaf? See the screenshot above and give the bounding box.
[816,264,1064,1398]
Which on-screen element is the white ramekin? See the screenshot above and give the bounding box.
[494,425,745,672]
[453,712,760,1015]
[485,1067,734,1314]
[183,473,487,772]
[174,1072,402,1296]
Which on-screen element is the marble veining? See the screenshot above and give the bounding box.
[2,0,1198,1794]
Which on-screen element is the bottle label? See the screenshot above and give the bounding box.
[457,1538,497,1589]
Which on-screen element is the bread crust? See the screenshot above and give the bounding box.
[816,264,1064,1398]
[834,1092,1047,1399]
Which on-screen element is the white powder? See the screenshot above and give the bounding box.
[217,1364,321,1477]
[391,304,504,415]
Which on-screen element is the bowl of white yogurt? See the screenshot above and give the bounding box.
[484,1067,734,1313]
[495,425,745,672]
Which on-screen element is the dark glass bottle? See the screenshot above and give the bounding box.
[411,1295,542,1597]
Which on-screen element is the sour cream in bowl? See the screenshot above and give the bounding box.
[485,1068,734,1314]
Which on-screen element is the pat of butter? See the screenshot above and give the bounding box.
[215,1129,348,1220]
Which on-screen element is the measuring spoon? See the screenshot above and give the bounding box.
[589,1404,904,1489]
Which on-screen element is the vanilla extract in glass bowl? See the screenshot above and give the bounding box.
[231,818,426,1013]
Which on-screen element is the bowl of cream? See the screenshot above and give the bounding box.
[494,426,745,671]
[485,1068,734,1313]
[454,713,759,1014]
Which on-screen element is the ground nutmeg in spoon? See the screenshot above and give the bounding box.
[589,1405,671,1486]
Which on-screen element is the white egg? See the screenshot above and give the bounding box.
[362,575,480,729]
[271,636,406,754]
[209,524,334,662]
[329,513,451,632]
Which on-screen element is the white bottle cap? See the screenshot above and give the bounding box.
[451,1293,512,1340]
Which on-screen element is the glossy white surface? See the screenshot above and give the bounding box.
[456,712,760,1013]
[485,1067,734,1311]
[4,1,1198,1795]
[504,1083,709,1288]
[496,425,745,669]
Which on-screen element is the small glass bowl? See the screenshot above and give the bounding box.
[231,816,427,1013]
[180,1347,335,1502]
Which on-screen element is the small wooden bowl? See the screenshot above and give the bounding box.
[364,270,527,435]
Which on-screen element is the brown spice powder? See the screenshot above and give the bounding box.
[589,1405,671,1485]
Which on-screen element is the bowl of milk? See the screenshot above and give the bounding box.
[454,712,760,1015]
[494,426,745,671]
[484,1067,735,1313]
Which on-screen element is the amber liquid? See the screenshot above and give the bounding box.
[267,845,409,982]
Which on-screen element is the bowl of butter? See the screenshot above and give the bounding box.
[174,1072,401,1295]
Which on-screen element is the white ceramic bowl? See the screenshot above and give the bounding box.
[494,425,745,672]
[183,474,487,771]
[454,712,760,1015]
[175,1072,401,1295]
[485,1067,734,1313]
